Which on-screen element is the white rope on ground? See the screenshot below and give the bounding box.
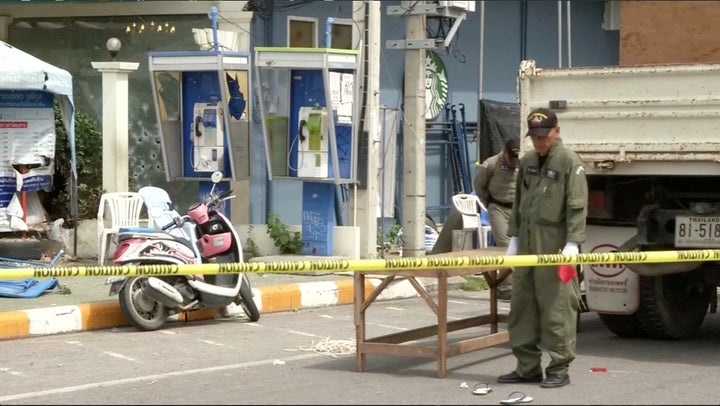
[295,336,356,357]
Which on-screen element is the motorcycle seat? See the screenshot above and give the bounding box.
[116,230,196,251]
[118,227,156,233]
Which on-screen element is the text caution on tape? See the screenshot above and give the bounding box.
[0,249,717,280]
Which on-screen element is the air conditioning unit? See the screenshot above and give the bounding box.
[436,1,476,12]
[192,28,241,51]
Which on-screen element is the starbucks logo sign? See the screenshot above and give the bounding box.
[425,51,449,120]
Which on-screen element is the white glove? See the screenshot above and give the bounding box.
[505,237,518,256]
[561,242,579,256]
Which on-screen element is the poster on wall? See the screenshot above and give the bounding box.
[0,90,55,226]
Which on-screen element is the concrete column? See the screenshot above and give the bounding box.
[90,61,139,193]
[402,6,428,258]
[351,1,382,258]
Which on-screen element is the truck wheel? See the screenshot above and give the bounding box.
[598,313,647,338]
[636,269,711,340]
[0,238,43,260]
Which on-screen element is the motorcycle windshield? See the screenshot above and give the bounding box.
[138,186,192,240]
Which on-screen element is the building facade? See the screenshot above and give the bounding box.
[1,1,622,254]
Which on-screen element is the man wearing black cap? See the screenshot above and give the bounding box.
[474,136,520,299]
[497,107,588,389]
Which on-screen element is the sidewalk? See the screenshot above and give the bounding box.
[0,256,468,341]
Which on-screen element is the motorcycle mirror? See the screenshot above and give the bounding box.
[211,171,223,184]
[148,206,164,218]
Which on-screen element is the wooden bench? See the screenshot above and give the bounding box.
[353,248,512,378]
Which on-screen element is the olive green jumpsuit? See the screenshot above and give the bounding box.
[506,138,588,378]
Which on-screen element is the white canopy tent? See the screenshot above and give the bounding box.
[0,40,78,255]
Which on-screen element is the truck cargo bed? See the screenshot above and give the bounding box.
[518,60,720,176]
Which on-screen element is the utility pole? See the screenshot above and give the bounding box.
[385,1,471,257]
[401,3,427,258]
[351,1,381,259]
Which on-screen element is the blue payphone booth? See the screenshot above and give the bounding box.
[254,48,360,255]
[147,46,251,216]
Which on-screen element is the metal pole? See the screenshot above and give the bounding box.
[566,0,572,68]
[557,1,562,67]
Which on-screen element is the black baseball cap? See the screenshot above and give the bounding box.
[504,137,520,166]
[526,107,558,137]
[504,137,520,156]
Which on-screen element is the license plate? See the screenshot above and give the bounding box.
[108,282,123,296]
[675,215,720,247]
[105,276,125,285]
[106,277,126,296]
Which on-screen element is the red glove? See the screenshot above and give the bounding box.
[558,242,579,283]
[557,264,576,284]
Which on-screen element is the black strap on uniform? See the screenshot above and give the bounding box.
[488,195,513,209]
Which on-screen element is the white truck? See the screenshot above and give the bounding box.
[518,59,720,339]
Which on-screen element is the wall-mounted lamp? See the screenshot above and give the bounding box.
[106,37,121,60]
[125,21,176,35]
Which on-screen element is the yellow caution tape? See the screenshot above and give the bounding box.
[0,249,717,280]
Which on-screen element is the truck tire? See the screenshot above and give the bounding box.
[636,269,711,340]
[598,313,647,338]
[0,238,43,260]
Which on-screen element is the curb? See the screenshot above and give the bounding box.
[0,276,443,341]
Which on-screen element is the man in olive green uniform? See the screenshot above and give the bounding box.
[430,138,519,255]
[474,137,520,299]
[497,107,588,389]
[475,137,520,247]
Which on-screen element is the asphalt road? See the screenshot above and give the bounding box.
[2,289,720,405]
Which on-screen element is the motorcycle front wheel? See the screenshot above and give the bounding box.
[119,276,169,331]
[238,273,261,322]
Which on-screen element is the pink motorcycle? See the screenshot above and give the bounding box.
[106,171,260,331]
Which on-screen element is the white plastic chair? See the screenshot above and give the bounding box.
[452,193,492,250]
[97,192,147,265]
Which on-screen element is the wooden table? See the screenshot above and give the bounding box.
[353,248,512,378]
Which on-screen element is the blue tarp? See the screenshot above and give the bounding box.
[0,278,58,298]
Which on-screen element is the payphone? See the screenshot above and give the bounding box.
[296,106,328,178]
[147,9,251,226]
[254,47,361,256]
[191,102,225,172]
[148,51,250,182]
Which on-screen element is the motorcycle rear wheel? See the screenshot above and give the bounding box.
[238,273,260,321]
[119,276,169,331]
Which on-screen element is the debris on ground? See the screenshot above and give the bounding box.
[285,336,356,357]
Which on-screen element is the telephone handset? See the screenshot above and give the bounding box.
[195,115,203,138]
[298,119,307,143]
